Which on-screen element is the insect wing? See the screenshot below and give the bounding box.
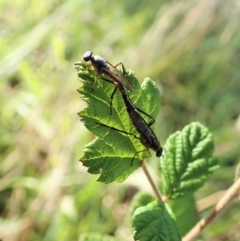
[104,64,134,91]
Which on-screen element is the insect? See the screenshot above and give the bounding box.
[82,50,133,115]
[82,51,163,162]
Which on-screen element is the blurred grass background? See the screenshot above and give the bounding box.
[0,0,240,240]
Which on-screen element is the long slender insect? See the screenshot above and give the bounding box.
[82,51,163,161]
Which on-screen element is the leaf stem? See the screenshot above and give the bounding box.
[183,176,240,241]
[141,161,163,201]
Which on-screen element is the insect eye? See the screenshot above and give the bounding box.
[83,51,93,61]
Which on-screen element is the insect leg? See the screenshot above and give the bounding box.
[134,107,155,126]
[131,148,151,166]
[127,95,155,126]
[96,122,141,140]
[107,61,126,75]
[99,76,118,115]
[96,122,151,166]
[114,62,126,75]
[109,87,118,115]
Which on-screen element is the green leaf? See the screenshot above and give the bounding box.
[160,122,219,199]
[169,195,199,236]
[75,61,160,183]
[130,193,155,216]
[141,77,161,118]
[132,200,181,241]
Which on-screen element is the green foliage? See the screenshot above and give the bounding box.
[168,195,199,236]
[1,0,240,240]
[130,193,155,216]
[79,233,118,241]
[132,198,181,241]
[160,122,219,199]
[76,59,220,240]
[75,61,160,183]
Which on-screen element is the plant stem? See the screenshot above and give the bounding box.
[183,176,240,241]
[141,161,163,201]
